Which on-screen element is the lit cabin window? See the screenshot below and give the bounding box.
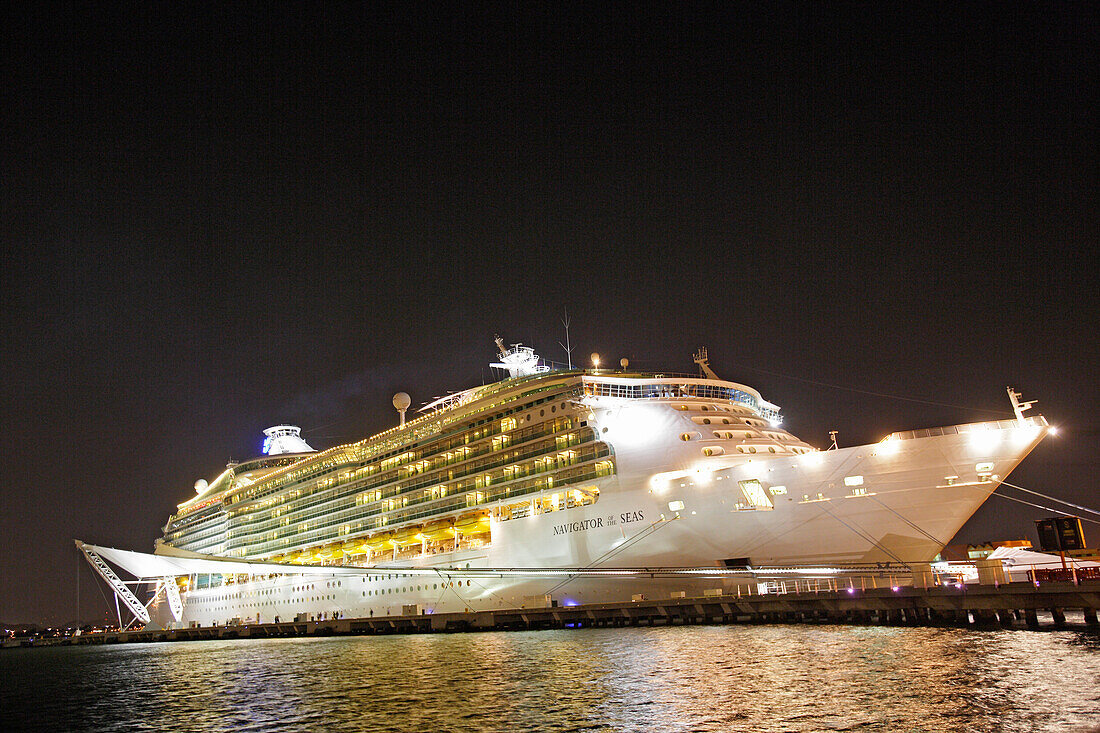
[844,475,864,487]
[702,446,724,456]
[668,500,685,511]
[769,485,787,495]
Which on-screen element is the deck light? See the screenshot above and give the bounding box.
[968,424,1001,452]
[877,436,901,456]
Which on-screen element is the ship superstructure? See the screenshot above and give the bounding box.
[78,341,1051,629]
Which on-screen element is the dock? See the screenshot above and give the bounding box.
[16,579,1096,647]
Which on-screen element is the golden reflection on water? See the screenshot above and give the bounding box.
[2,626,1098,732]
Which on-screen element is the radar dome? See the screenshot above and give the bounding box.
[392,392,411,411]
[194,478,209,494]
[590,352,601,367]
[620,358,629,369]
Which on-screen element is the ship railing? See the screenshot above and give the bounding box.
[885,415,1048,442]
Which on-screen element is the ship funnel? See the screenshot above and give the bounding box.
[262,425,315,455]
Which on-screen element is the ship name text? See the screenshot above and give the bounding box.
[552,510,645,536]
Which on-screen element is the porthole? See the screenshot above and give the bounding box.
[551,405,556,412]
[702,418,711,424]
[540,409,545,417]
[602,427,608,433]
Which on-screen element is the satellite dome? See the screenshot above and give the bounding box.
[194,478,209,494]
[392,392,411,411]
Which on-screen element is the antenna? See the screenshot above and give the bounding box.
[559,309,573,369]
[829,430,839,450]
[693,347,720,380]
[1007,386,1037,423]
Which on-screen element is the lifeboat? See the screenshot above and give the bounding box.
[454,513,491,537]
[360,532,392,550]
[390,527,421,547]
[421,521,455,542]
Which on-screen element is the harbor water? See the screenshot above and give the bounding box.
[2,625,1098,732]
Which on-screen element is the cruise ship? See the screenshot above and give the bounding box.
[77,340,1050,629]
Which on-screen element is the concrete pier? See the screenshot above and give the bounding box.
[37,580,1100,646]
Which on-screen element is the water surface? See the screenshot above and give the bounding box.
[3,625,1098,732]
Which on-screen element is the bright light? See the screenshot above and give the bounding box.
[668,500,685,512]
[800,451,824,467]
[877,436,901,455]
[1048,426,1059,436]
[968,425,1001,452]
[600,405,668,449]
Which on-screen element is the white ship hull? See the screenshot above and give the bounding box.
[158,417,1045,628]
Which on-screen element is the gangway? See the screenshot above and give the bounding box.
[75,540,150,627]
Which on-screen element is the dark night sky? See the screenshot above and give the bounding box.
[2,3,1097,625]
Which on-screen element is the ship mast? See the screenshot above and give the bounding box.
[1007,386,1037,423]
[559,309,573,370]
[693,347,721,380]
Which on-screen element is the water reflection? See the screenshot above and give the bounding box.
[2,626,1097,732]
